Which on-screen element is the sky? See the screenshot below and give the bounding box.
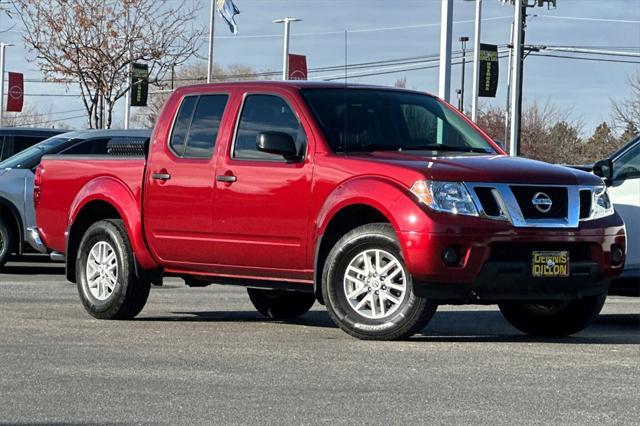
[0,0,639,134]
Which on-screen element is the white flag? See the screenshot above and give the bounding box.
[217,0,240,35]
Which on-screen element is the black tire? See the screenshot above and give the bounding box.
[0,220,13,270]
[247,288,316,319]
[76,219,150,319]
[499,294,607,337]
[322,223,437,340]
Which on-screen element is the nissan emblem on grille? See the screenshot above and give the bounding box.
[532,192,553,213]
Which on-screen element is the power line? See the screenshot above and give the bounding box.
[535,15,640,25]
[529,53,640,65]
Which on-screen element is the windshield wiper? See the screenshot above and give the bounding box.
[399,144,491,154]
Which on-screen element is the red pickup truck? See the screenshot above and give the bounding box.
[34,82,626,340]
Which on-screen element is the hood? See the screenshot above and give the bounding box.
[349,152,603,186]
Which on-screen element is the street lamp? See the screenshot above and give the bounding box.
[458,36,470,112]
[273,17,302,81]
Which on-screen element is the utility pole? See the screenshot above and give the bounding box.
[207,0,216,83]
[0,43,9,127]
[508,0,524,156]
[470,0,482,122]
[273,17,301,80]
[438,0,453,102]
[504,22,514,146]
[458,36,469,112]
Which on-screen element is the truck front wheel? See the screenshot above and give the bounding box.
[76,219,150,320]
[498,294,607,337]
[322,223,437,340]
[247,288,316,319]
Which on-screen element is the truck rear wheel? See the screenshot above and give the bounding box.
[247,288,316,319]
[0,220,13,269]
[76,219,150,320]
[498,294,607,337]
[322,223,437,340]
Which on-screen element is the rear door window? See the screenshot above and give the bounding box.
[169,94,228,159]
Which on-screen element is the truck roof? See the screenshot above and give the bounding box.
[174,80,434,96]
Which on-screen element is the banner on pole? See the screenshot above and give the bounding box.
[478,44,499,98]
[7,72,24,112]
[288,54,307,80]
[130,63,149,107]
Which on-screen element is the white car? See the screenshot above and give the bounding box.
[593,135,640,295]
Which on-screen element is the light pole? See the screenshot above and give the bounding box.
[468,0,482,122]
[509,0,524,156]
[124,3,132,129]
[207,0,216,83]
[0,43,13,127]
[458,36,469,112]
[273,17,301,81]
[438,0,453,102]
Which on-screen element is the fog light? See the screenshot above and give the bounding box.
[611,245,624,266]
[442,246,461,266]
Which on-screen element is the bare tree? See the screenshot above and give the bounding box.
[13,0,205,129]
[133,63,260,129]
[611,70,640,133]
[3,104,57,128]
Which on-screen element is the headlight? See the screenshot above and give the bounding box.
[410,181,479,216]
[589,185,614,220]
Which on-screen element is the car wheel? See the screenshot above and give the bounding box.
[0,220,14,270]
[498,294,607,337]
[322,223,437,340]
[76,219,150,319]
[247,288,316,319]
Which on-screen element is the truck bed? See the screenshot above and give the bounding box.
[36,157,146,253]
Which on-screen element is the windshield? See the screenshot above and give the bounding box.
[301,88,496,154]
[0,137,70,170]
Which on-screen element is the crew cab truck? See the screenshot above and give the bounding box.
[34,82,626,340]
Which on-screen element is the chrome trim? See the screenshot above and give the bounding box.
[50,251,65,262]
[464,183,604,228]
[26,227,47,253]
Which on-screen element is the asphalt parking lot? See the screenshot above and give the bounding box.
[1,256,638,425]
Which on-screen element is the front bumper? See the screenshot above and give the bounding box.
[399,215,626,303]
[413,261,610,303]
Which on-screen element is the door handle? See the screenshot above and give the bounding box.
[216,175,237,183]
[152,173,171,181]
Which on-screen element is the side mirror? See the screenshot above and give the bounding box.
[256,132,299,160]
[593,158,613,180]
[494,139,506,152]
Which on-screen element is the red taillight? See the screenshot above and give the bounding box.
[34,165,43,208]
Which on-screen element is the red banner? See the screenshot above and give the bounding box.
[7,72,24,112]
[288,54,307,80]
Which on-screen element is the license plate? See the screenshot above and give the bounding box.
[531,251,570,278]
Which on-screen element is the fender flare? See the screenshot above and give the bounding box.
[312,176,413,298]
[68,176,157,270]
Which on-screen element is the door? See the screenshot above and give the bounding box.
[144,94,229,267]
[211,93,313,278]
[609,142,640,272]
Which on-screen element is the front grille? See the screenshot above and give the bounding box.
[474,187,502,217]
[510,186,568,219]
[579,189,592,219]
[489,242,593,263]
